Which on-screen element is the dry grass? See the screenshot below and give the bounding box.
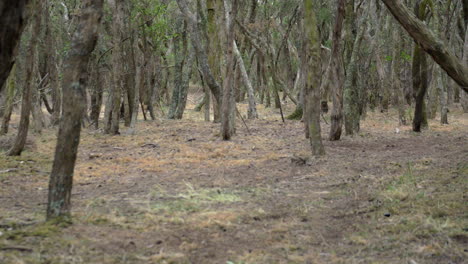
[0,98,467,263]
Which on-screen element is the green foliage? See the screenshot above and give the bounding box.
[400,51,412,62]
[131,0,173,50]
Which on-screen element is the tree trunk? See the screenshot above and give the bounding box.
[329,0,346,141]
[105,0,124,135]
[175,47,195,119]
[90,61,103,129]
[47,0,103,220]
[412,1,430,132]
[7,0,42,156]
[234,41,258,119]
[461,28,468,113]
[1,64,16,135]
[176,0,223,121]
[344,13,367,135]
[304,0,325,156]
[393,24,407,126]
[168,20,188,119]
[381,0,468,93]
[0,0,31,93]
[207,0,223,122]
[221,0,238,140]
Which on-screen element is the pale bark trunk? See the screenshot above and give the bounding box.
[234,41,258,119]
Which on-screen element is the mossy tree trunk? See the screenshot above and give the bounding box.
[304,0,325,156]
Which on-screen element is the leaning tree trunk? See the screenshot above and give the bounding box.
[47,0,103,220]
[7,0,42,156]
[328,0,346,141]
[0,0,31,94]
[234,41,258,119]
[304,0,325,156]
[176,0,223,121]
[381,0,468,93]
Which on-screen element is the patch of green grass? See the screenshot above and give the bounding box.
[345,162,468,263]
[150,183,243,214]
[2,219,70,241]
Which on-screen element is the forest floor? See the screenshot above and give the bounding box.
[0,95,467,264]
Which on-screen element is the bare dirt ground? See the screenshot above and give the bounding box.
[0,98,467,264]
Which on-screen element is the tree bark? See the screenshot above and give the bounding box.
[381,0,468,93]
[234,41,258,119]
[7,0,42,156]
[0,65,16,135]
[105,0,124,135]
[328,0,346,141]
[0,0,31,93]
[47,0,103,220]
[221,0,238,140]
[304,0,325,156]
[344,12,367,135]
[176,0,222,121]
[412,0,430,132]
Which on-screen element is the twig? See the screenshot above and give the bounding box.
[236,107,251,135]
[0,246,33,252]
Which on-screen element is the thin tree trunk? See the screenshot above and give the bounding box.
[221,0,238,140]
[329,0,346,141]
[176,0,222,121]
[344,13,367,135]
[175,47,195,119]
[106,0,124,135]
[304,0,325,156]
[461,28,468,113]
[412,1,430,132]
[1,64,16,135]
[7,0,42,156]
[234,41,258,119]
[393,24,407,126]
[47,0,103,220]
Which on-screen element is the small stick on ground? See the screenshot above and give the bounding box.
[236,107,251,135]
